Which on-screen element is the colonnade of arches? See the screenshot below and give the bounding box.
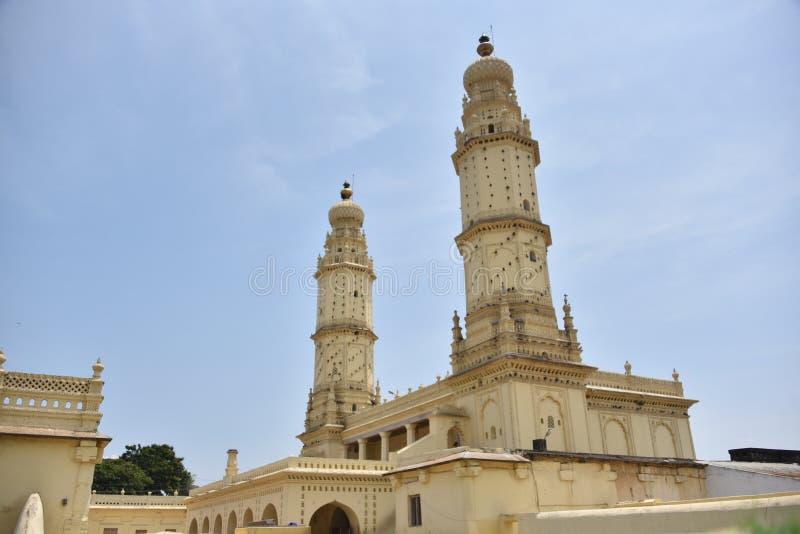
[190,503,279,534]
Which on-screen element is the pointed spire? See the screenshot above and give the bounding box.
[452,310,464,342]
[672,368,680,382]
[563,294,574,330]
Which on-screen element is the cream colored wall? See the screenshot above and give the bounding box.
[0,435,104,534]
[389,455,706,533]
[391,461,537,534]
[517,492,800,534]
[88,504,186,534]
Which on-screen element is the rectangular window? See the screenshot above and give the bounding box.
[135,530,147,534]
[103,529,118,534]
[409,494,422,527]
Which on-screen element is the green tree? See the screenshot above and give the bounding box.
[120,443,195,495]
[92,458,153,494]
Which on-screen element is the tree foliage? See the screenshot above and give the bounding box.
[92,443,195,495]
[92,458,153,494]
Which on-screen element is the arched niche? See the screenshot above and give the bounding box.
[654,423,677,458]
[538,395,566,451]
[604,419,629,455]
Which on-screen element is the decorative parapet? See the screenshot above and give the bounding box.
[587,370,684,397]
[344,381,452,429]
[90,494,186,507]
[189,456,393,497]
[0,357,105,432]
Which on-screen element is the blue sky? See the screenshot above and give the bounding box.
[1,1,798,486]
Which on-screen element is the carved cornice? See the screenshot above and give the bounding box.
[447,354,597,393]
[455,217,552,247]
[311,325,378,342]
[586,386,697,417]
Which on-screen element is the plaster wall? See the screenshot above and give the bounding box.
[391,462,537,534]
[0,435,103,534]
[705,466,800,498]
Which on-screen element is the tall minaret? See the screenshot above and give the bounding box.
[299,181,377,458]
[451,35,581,372]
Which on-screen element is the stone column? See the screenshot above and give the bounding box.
[405,423,417,446]
[358,438,367,460]
[379,431,390,461]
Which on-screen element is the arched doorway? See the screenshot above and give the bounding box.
[188,518,198,534]
[201,517,209,534]
[262,503,278,524]
[213,515,222,534]
[242,508,254,527]
[309,502,359,534]
[226,511,237,534]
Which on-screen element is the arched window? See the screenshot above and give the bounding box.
[523,199,530,211]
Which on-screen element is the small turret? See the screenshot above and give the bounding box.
[92,358,104,380]
[562,294,574,330]
[223,449,238,486]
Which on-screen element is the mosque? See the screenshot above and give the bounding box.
[181,34,704,533]
[2,34,799,534]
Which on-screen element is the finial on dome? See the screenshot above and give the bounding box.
[0,349,6,372]
[477,34,494,57]
[340,181,353,200]
[624,360,632,376]
[672,368,680,382]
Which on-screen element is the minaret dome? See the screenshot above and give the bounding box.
[328,181,364,226]
[463,35,514,95]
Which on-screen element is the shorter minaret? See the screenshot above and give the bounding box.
[299,182,377,458]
